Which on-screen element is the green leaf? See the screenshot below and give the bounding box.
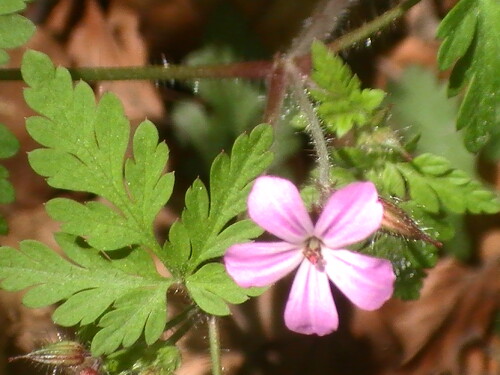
[165,124,273,274]
[161,221,191,278]
[161,125,272,314]
[22,51,173,251]
[0,124,20,233]
[0,167,15,204]
[437,0,500,152]
[387,66,475,177]
[186,287,230,316]
[309,41,385,137]
[395,157,500,215]
[103,341,182,375]
[412,153,452,176]
[380,163,406,197]
[0,124,19,158]
[0,0,35,64]
[186,263,252,315]
[0,233,172,355]
[370,232,438,300]
[91,288,168,355]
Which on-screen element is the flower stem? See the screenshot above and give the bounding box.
[208,316,222,375]
[286,62,331,192]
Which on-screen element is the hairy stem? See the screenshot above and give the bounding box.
[0,61,273,81]
[286,62,331,191]
[287,0,349,57]
[329,0,422,52]
[263,58,288,124]
[208,316,222,375]
[0,0,421,82]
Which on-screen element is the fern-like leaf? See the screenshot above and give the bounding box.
[437,0,500,151]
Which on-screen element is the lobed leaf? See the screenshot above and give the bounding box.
[176,123,273,272]
[186,263,250,316]
[0,233,172,355]
[366,152,500,215]
[0,125,18,233]
[309,41,385,137]
[437,0,500,152]
[162,124,273,314]
[0,0,34,64]
[395,154,500,214]
[22,51,173,252]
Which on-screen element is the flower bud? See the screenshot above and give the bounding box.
[9,340,89,367]
[380,197,442,248]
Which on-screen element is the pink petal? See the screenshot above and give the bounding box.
[284,260,338,335]
[224,242,303,288]
[323,249,395,310]
[248,176,314,244]
[314,182,383,248]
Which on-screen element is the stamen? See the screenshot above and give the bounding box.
[303,237,325,270]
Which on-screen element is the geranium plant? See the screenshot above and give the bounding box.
[0,0,498,374]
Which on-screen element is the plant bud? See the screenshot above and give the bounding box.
[9,340,89,367]
[380,197,443,248]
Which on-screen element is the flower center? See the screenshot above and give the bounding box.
[303,237,325,271]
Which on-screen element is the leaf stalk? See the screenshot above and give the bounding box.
[208,315,222,375]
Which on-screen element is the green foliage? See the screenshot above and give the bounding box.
[395,154,499,214]
[387,66,474,176]
[105,342,181,375]
[336,148,500,215]
[162,124,271,314]
[308,41,385,137]
[163,124,273,275]
[0,123,19,159]
[22,50,174,252]
[6,49,276,356]
[0,0,35,229]
[0,233,172,355]
[371,233,437,300]
[162,124,273,314]
[331,141,498,298]
[437,0,500,152]
[0,124,19,233]
[0,0,35,64]
[186,263,256,316]
[171,46,266,166]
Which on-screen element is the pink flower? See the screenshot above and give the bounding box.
[224,176,395,335]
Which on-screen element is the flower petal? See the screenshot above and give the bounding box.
[314,182,383,248]
[323,249,395,310]
[284,260,338,335]
[248,176,314,244]
[224,242,303,288]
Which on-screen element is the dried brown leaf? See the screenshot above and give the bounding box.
[354,258,500,375]
[67,0,164,121]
